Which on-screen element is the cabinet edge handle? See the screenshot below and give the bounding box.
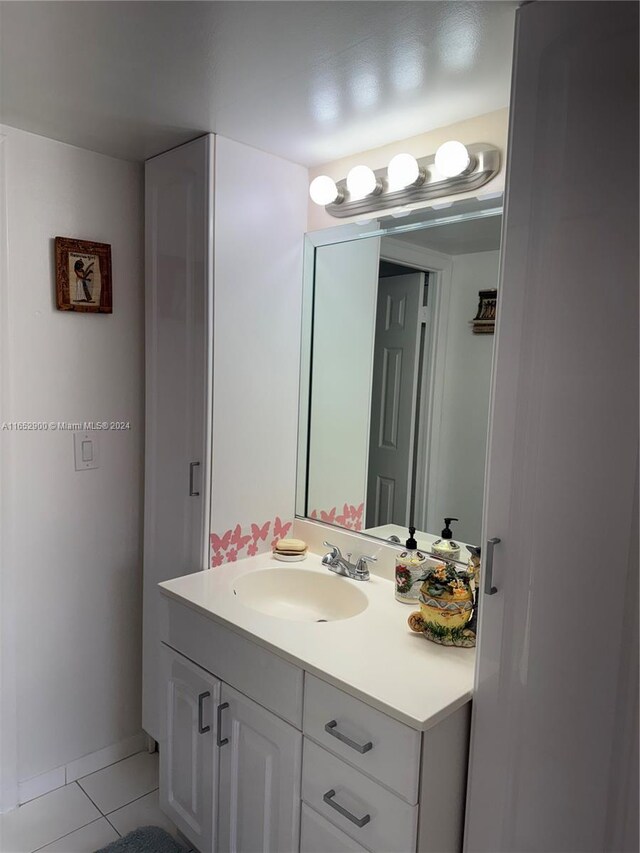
[325,720,372,754]
[189,461,200,497]
[197,691,210,734]
[216,701,229,747]
[323,789,371,828]
[484,537,501,596]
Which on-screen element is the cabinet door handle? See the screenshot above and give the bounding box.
[216,702,229,747]
[325,720,372,754]
[189,461,200,497]
[484,537,501,595]
[323,789,371,828]
[197,691,210,734]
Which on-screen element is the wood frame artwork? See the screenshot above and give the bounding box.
[470,288,497,334]
[55,237,112,313]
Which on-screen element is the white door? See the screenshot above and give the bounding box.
[366,273,423,527]
[217,683,302,853]
[159,645,220,853]
[143,135,214,740]
[465,3,638,852]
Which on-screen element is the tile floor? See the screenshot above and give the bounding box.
[0,752,191,853]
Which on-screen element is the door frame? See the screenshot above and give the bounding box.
[379,238,453,533]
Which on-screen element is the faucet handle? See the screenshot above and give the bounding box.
[322,541,342,559]
[354,554,377,578]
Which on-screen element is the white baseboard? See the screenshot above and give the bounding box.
[17,766,65,805]
[66,732,146,783]
[18,731,146,804]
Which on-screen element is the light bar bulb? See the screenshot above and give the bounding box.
[309,175,339,206]
[346,165,377,199]
[387,153,420,190]
[434,141,471,178]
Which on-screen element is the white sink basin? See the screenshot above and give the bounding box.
[232,567,368,622]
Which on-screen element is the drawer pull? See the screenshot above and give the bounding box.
[197,691,210,734]
[323,789,371,828]
[216,702,229,747]
[325,720,373,754]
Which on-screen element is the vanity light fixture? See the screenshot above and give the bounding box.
[309,141,500,218]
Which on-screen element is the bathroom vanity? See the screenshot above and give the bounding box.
[157,550,474,853]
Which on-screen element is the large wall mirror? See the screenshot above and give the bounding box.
[296,197,502,554]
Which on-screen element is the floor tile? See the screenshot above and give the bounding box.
[35,818,118,852]
[0,783,100,853]
[107,791,187,847]
[78,752,158,815]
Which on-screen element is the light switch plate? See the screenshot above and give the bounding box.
[73,431,99,470]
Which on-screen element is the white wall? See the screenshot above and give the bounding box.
[0,126,144,789]
[428,250,499,546]
[209,137,308,563]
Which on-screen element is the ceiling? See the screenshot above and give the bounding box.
[0,1,516,166]
[390,212,502,254]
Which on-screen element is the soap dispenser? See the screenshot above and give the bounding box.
[432,517,461,561]
[394,527,427,604]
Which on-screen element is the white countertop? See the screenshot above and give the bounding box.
[159,552,475,731]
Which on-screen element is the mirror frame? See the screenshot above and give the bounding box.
[295,194,504,555]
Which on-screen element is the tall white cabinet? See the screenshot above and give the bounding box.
[142,133,307,742]
[142,135,214,741]
[465,3,638,851]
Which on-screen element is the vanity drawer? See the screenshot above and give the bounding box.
[300,803,368,853]
[302,738,418,853]
[303,674,421,803]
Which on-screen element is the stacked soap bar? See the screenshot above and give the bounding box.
[273,538,308,562]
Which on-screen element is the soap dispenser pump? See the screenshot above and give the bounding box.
[432,517,461,561]
[394,526,427,604]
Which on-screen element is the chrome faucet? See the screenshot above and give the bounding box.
[321,541,376,581]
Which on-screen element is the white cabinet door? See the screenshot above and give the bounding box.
[465,3,638,852]
[142,134,214,740]
[159,645,220,853]
[217,684,302,853]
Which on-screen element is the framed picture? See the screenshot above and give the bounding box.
[470,288,497,334]
[54,237,112,313]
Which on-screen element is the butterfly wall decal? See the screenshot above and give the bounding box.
[273,516,292,540]
[211,529,232,553]
[211,515,294,566]
[230,524,251,552]
[251,520,270,542]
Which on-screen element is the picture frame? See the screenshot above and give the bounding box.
[470,288,497,334]
[54,237,112,313]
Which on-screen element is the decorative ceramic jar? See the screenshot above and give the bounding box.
[408,561,476,648]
